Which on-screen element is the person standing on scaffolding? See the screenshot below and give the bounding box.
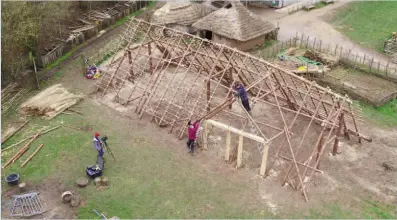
[234,82,252,116]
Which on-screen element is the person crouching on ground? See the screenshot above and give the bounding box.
[187,120,200,155]
[234,82,252,116]
[93,132,104,158]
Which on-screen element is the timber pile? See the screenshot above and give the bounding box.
[1,83,28,116]
[20,84,84,119]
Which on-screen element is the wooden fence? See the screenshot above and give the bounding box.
[259,33,397,82]
[38,1,150,68]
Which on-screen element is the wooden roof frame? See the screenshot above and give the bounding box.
[94,19,371,201]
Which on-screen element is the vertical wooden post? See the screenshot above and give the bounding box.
[319,40,322,52]
[313,37,316,50]
[315,134,324,169]
[334,44,338,55]
[306,36,309,48]
[259,143,269,176]
[206,80,211,113]
[369,57,374,72]
[300,33,304,47]
[377,61,380,74]
[362,54,366,65]
[225,130,231,161]
[203,120,208,150]
[332,112,343,156]
[236,134,243,168]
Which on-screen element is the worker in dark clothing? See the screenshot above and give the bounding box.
[187,120,200,155]
[93,132,104,158]
[234,82,252,116]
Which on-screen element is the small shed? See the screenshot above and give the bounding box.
[192,2,278,51]
[151,3,216,35]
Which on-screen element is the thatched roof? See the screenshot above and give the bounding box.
[192,2,276,41]
[151,3,216,26]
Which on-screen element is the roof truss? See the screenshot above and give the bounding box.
[94,19,371,201]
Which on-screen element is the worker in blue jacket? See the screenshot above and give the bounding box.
[234,82,252,116]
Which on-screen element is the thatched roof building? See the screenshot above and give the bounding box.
[192,2,278,51]
[151,3,216,34]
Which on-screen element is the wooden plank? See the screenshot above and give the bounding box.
[237,134,243,168]
[259,143,269,176]
[20,144,44,167]
[206,120,265,143]
[225,130,231,161]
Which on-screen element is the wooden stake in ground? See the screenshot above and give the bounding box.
[1,120,30,144]
[21,144,44,167]
[3,130,42,168]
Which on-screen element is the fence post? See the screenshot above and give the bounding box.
[306,36,310,48]
[369,57,374,72]
[353,53,358,69]
[295,32,298,47]
[377,61,380,74]
[362,54,366,65]
[334,44,338,55]
[385,61,389,76]
[319,40,322,52]
[313,37,317,50]
[300,33,304,47]
[347,49,352,63]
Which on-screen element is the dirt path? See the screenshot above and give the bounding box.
[249,1,397,76]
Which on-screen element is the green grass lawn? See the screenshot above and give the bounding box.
[2,96,396,218]
[1,99,269,219]
[359,98,397,128]
[331,1,397,52]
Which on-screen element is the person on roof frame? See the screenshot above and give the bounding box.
[187,120,200,155]
[93,132,104,158]
[233,82,252,116]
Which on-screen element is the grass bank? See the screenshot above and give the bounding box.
[331,1,397,52]
[359,98,397,128]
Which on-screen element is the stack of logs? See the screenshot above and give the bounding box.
[1,83,28,116]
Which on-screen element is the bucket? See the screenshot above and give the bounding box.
[5,173,19,186]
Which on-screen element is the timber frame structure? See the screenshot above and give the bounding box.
[95,19,371,201]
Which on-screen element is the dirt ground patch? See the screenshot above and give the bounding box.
[1,178,80,219]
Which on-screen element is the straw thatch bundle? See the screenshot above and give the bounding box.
[20,84,84,119]
[193,2,276,41]
[151,2,216,26]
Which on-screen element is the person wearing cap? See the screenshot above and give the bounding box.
[93,132,104,158]
[187,120,200,155]
[233,82,252,116]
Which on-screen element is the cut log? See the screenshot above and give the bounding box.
[62,191,73,203]
[1,120,30,144]
[3,130,42,168]
[94,177,102,185]
[76,177,89,187]
[100,177,109,186]
[20,144,44,167]
[2,126,60,152]
[70,195,80,207]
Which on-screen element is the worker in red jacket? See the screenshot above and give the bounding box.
[187,120,200,155]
